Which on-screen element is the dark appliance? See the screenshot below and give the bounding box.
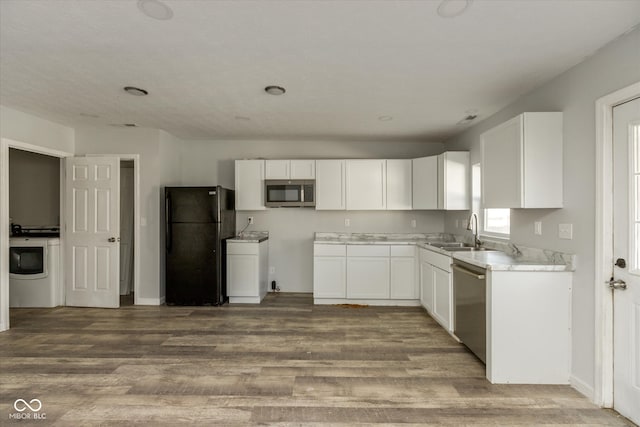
[164,186,235,305]
[264,180,315,207]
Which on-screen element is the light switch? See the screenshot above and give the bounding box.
[534,221,542,235]
[558,223,573,240]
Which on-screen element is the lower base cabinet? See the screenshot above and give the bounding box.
[347,257,390,298]
[419,248,453,332]
[227,240,268,303]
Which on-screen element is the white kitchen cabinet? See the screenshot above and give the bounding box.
[390,246,417,299]
[432,266,452,330]
[420,257,434,311]
[235,160,265,210]
[346,159,387,210]
[386,159,412,210]
[227,240,268,303]
[316,160,345,210]
[481,112,563,208]
[347,254,390,299]
[313,244,346,298]
[437,151,470,210]
[412,156,438,210]
[265,159,315,179]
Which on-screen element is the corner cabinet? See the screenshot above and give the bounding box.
[235,160,265,210]
[481,112,563,208]
[316,160,346,210]
[227,240,269,303]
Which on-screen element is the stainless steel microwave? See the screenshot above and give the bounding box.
[265,180,315,207]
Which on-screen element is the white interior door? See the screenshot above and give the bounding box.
[65,157,120,308]
[612,97,640,424]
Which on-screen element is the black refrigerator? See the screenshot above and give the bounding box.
[164,186,235,305]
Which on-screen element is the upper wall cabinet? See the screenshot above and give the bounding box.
[437,151,469,210]
[235,160,266,211]
[412,156,438,210]
[481,112,563,208]
[265,160,315,180]
[316,160,346,210]
[346,159,387,210]
[386,159,412,210]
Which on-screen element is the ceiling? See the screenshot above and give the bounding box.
[1,0,638,142]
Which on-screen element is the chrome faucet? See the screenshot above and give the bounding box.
[466,213,482,249]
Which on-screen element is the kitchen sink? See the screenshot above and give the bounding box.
[427,242,466,248]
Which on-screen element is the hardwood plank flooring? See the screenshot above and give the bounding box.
[0,293,633,426]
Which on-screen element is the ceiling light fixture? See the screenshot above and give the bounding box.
[137,0,174,20]
[437,0,473,18]
[124,86,149,96]
[456,111,479,125]
[265,85,286,96]
[378,115,393,121]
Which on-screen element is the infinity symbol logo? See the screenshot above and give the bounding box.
[13,399,42,412]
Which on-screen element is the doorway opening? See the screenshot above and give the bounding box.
[119,160,135,307]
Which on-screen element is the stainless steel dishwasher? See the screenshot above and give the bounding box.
[453,261,487,363]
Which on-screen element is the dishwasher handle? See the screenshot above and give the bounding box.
[451,263,486,280]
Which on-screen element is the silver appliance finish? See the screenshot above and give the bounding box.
[265,180,315,207]
[453,261,487,363]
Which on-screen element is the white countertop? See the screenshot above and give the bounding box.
[228,231,269,243]
[452,250,571,272]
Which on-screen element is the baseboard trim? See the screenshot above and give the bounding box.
[570,374,595,402]
[135,297,161,306]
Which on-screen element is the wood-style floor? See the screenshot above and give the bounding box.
[0,293,633,426]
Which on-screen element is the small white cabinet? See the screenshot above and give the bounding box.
[419,247,453,332]
[346,245,390,298]
[235,160,265,210]
[386,160,412,210]
[390,246,417,299]
[316,160,346,210]
[412,156,438,210]
[346,160,386,210]
[227,240,268,303]
[481,112,563,208]
[419,251,434,311]
[437,152,469,210]
[265,160,315,179]
[313,244,346,298]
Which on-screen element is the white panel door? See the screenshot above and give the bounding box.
[235,160,265,210]
[290,160,315,179]
[390,256,417,299]
[420,260,434,311]
[313,256,346,298]
[265,160,290,179]
[387,159,412,210]
[432,266,452,331]
[612,97,640,424]
[346,159,386,210]
[347,257,390,299]
[65,157,120,308]
[227,254,258,297]
[316,160,345,210]
[412,156,438,210]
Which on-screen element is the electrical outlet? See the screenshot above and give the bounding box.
[558,223,573,240]
[344,218,350,227]
[248,217,254,225]
[269,266,275,274]
[534,221,542,235]
[411,219,417,228]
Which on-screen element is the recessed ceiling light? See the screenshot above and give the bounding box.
[437,0,473,18]
[456,111,479,125]
[137,0,173,20]
[265,85,286,96]
[124,86,149,96]
[378,115,393,121]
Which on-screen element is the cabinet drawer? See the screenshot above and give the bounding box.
[347,245,390,257]
[390,245,415,257]
[227,242,259,255]
[420,248,452,272]
[314,244,346,257]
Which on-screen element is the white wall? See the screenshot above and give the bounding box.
[180,139,445,292]
[9,148,60,226]
[0,105,74,153]
[443,27,640,397]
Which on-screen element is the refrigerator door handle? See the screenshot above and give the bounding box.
[165,193,172,252]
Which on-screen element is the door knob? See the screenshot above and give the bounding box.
[605,278,627,290]
[108,237,120,243]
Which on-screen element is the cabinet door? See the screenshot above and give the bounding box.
[290,160,315,179]
[432,266,452,331]
[265,160,290,179]
[390,256,417,299]
[420,260,434,310]
[313,256,346,298]
[347,257,390,298]
[481,115,523,208]
[412,156,438,209]
[386,159,412,210]
[346,159,386,210]
[227,254,258,297]
[235,160,266,210]
[438,152,470,210]
[316,160,345,210]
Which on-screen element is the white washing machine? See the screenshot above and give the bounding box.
[9,237,61,307]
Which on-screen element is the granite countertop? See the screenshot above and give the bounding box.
[314,232,574,272]
[228,231,269,243]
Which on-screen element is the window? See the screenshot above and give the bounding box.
[471,163,510,238]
